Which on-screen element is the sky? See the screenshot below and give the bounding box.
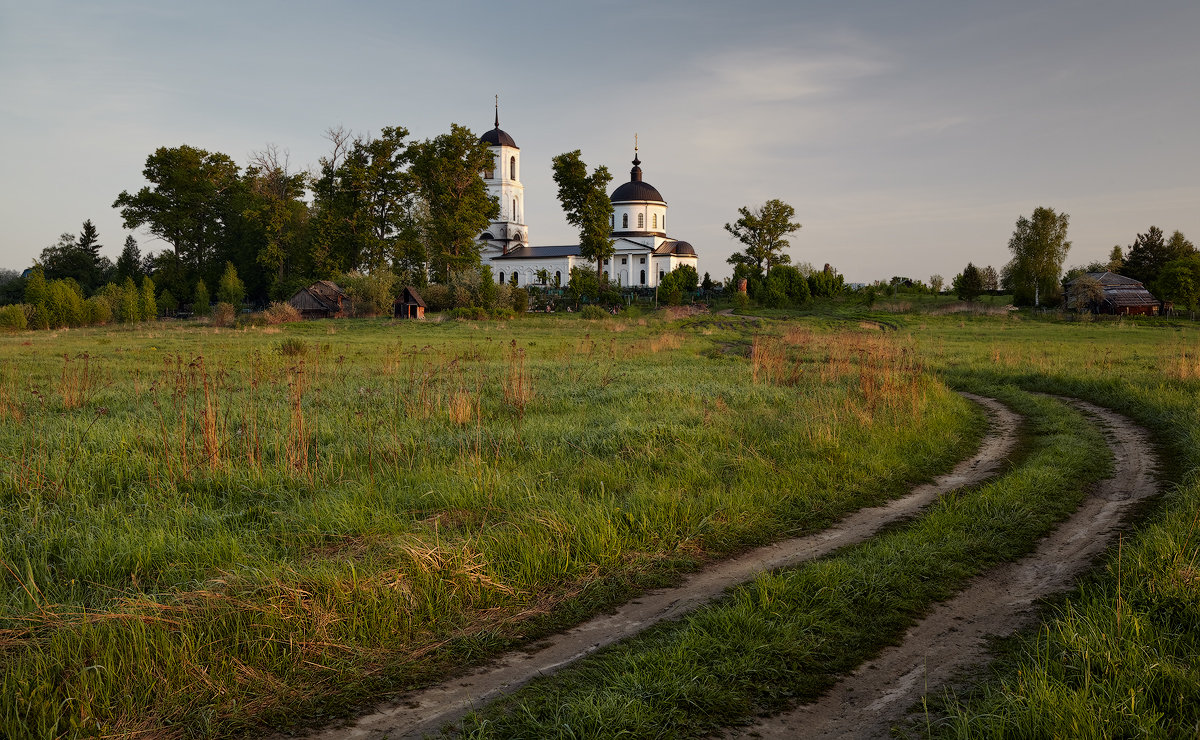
[2,0,1198,283]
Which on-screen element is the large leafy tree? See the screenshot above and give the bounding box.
[1154,253,1200,311]
[409,124,499,282]
[113,145,243,283]
[243,145,310,291]
[1123,227,1195,286]
[1002,206,1071,306]
[724,199,801,278]
[309,127,415,276]
[551,150,614,281]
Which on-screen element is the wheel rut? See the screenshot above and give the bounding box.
[733,399,1159,739]
[305,394,1017,740]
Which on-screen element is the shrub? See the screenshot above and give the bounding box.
[84,296,111,325]
[338,270,397,316]
[0,304,27,331]
[277,337,308,357]
[581,305,606,320]
[511,288,529,314]
[159,289,179,317]
[264,301,301,324]
[140,276,158,320]
[449,306,489,320]
[217,262,245,307]
[236,313,268,328]
[423,284,452,312]
[194,280,211,317]
[211,302,236,327]
[732,291,750,309]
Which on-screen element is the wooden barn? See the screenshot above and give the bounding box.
[1065,272,1160,316]
[288,281,352,319]
[394,286,426,319]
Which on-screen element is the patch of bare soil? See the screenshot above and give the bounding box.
[301,395,1017,740]
[733,399,1159,739]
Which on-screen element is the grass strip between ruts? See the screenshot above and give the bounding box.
[452,388,1108,738]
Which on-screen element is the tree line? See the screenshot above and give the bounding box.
[0,123,500,323]
[946,207,1198,310]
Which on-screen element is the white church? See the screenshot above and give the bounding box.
[475,109,698,289]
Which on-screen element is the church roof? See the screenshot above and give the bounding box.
[654,240,696,256]
[611,152,664,203]
[481,127,518,149]
[493,245,581,259]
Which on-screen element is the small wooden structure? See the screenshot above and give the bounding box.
[288,280,351,319]
[394,286,426,319]
[1065,272,1159,315]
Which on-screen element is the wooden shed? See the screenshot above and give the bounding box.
[288,281,352,319]
[1065,272,1160,316]
[394,286,426,319]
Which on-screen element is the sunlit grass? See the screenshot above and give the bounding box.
[0,313,977,737]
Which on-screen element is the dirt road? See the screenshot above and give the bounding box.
[735,399,1159,739]
[305,394,1018,740]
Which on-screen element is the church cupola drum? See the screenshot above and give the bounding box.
[478,97,526,254]
[610,140,667,237]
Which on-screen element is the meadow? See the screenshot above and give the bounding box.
[0,311,978,738]
[453,307,1200,738]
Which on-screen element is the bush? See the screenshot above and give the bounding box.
[217,262,246,307]
[194,280,211,317]
[277,337,308,357]
[511,288,529,314]
[237,313,268,328]
[423,284,452,312]
[0,304,27,331]
[338,271,397,316]
[84,296,111,325]
[264,301,302,324]
[581,305,606,320]
[448,306,489,320]
[732,291,750,309]
[211,302,236,327]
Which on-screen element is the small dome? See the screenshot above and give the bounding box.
[672,241,696,256]
[480,127,518,149]
[610,152,664,203]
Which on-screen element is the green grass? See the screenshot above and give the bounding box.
[453,389,1108,738]
[0,313,979,737]
[911,316,1200,738]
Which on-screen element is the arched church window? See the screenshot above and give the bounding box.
[640,270,646,285]
[610,215,614,229]
[510,156,516,180]
[652,213,657,229]
[659,270,665,281]
[499,272,505,284]
[513,199,517,219]
[622,213,628,228]
[638,213,644,229]
[555,271,561,285]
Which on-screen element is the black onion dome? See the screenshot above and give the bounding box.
[611,153,664,203]
[480,127,518,149]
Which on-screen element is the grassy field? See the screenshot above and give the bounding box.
[0,312,979,738]
[456,389,1110,737]
[2,307,1196,738]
